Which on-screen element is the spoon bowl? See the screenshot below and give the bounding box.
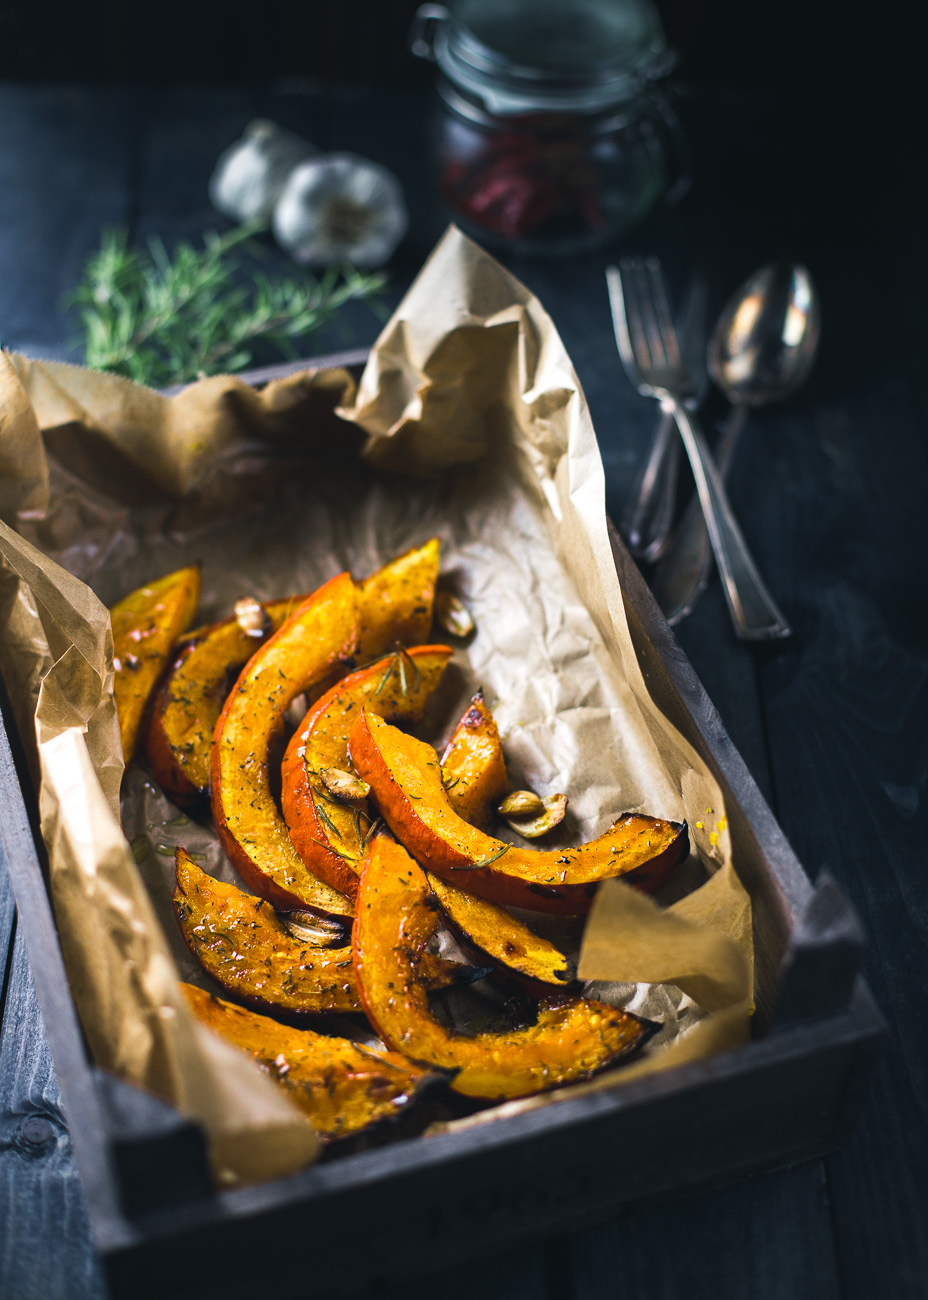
[708,262,821,407]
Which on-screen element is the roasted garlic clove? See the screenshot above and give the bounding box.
[435,591,475,638]
[498,790,545,818]
[234,596,272,638]
[320,767,371,802]
[278,909,351,948]
[503,793,568,839]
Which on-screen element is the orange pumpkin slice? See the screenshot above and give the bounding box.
[281,645,453,900]
[435,698,573,984]
[144,539,440,809]
[174,849,360,1015]
[110,565,200,764]
[145,596,303,806]
[439,691,509,827]
[353,836,649,1100]
[182,983,443,1140]
[174,848,474,1016]
[350,711,689,914]
[211,572,358,918]
[356,537,441,658]
[425,872,575,987]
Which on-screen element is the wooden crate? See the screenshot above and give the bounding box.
[0,357,884,1300]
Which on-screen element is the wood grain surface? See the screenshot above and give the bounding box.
[1,80,925,1300]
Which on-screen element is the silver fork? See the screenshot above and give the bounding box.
[618,276,707,563]
[606,258,791,642]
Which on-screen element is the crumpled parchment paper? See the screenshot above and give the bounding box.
[0,226,751,1185]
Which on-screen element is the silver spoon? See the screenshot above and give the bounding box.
[652,262,821,626]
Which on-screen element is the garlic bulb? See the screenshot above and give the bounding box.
[209,119,316,226]
[272,153,408,268]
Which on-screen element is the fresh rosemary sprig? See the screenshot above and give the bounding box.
[66,225,385,388]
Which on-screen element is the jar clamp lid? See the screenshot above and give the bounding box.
[410,0,675,115]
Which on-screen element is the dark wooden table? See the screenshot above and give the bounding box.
[1,78,926,1300]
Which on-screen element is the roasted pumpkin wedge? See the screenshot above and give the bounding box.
[425,872,575,986]
[281,645,453,899]
[174,848,361,1015]
[143,541,439,808]
[145,596,303,806]
[356,537,441,658]
[174,848,473,1016]
[439,691,509,828]
[182,983,443,1140]
[110,565,200,764]
[354,836,649,1100]
[211,572,358,918]
[350,711,688,914]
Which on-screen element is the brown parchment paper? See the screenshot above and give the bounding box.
[0,226,751,1184]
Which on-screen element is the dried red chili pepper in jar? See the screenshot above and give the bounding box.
[411,0,689,255]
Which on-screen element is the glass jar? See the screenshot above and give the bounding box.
[410,0,690,256]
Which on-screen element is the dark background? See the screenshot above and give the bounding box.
[0,0,916,240]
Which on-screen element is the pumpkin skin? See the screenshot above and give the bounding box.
[182,983,442,1141]
[355,537,441,658]
[145,596,304,806]
[211,572,358,919]
[110,565,200,764]
[349,710,689,914]
[281,646,452,900]
[353,836,649,1100]
[439,691,509,828]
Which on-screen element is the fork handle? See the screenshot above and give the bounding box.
[620,409,680,561]
[652,404,748,624]
[665,400,792,641]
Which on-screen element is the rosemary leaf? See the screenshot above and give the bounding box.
[305,835,355,863]
[66,225,385,388]
[311,788,346,842]
[373,655,398,698]
[361,816,383,851]
[456,844,512,870]
[398,645,421,694]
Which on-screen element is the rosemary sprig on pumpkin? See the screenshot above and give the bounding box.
[66,225,385,388]
[457,845,512,870]
[310,788,347,842]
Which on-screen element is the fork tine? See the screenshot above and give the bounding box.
[605,264,638,378]
[644,257,681,369]
[632,257,667,370]
[620,258,657,376]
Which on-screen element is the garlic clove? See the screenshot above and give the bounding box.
[498,790,545,818]
[319,767,371,802]
[435,591,475,638]
[209,119,317,226]
[278,910,350,947]
[272,153,408,268]
[503,793,569,840]
[234,596,272,638]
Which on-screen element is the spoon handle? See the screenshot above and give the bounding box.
[652,405,748,624]
[619,409,680,561]
[665,401,792,641]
